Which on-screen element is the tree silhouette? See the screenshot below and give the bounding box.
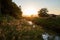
[38,8,49,17]
[1,0,22,19]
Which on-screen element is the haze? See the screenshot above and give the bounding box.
[12,0,60,16]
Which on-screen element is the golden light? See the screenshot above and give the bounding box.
[22,7,37,17]
[28,21,33,25]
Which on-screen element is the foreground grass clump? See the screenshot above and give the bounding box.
[0,25,44,40]
[0,16,44,40]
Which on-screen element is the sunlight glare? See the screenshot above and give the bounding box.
[22,7,37,17]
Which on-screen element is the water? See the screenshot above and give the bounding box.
[42,32,60,40]
[28,21,33,25]
[27,21,60,40]
[42,32,49,40]
[54,36,60,40]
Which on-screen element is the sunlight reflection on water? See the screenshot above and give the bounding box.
[28,21,33,25]
[28,21,36,28]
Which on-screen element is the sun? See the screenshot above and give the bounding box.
[22,7,37,17]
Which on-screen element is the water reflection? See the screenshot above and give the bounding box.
[33,25,35,28]
[42,32,60,40]
[42,32,49,40]
[27,21,60,40]
[54,35,60,40]
[28,21,33,25]
[28,21,36,28]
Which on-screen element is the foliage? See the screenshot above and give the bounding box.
[1,0,22,19]
[0,15,44,40]
[32,17,60,33]
[38,8,49,17]
[0,0,60,40]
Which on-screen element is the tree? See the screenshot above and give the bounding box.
[38,8,49,17]
[1,0,22,19]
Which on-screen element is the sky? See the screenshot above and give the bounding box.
[12,0,60,15]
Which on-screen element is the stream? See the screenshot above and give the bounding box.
[28,21,60,40]
[42,32,60,40]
